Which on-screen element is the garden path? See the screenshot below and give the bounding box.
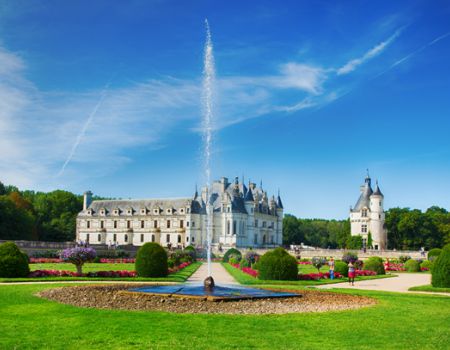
[317,273,449,296]
[187,262,238,285]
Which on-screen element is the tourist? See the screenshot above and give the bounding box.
[328,257,335,280]
[348,262,355,286]
[384,258,390,273]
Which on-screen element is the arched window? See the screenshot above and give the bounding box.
[151,234,155,242]
[124,234,128,242]
[178,235,181,243]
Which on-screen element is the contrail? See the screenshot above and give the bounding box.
[375,31,450,78]
[57,82,110,177]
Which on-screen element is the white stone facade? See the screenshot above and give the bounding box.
[76,177,283,249]
[349,174,387,250]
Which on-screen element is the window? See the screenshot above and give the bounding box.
[362,209,368,217]
[114,221,118,229]
[254,234,258,244]
[375,244,379,250]
[166,234,170,243]
[178,235,181,243]
[141,209,146,215]
[127,209,132,215]
[151,235,155,242]
[153,209,159,214]
[167,209,171,214]
[140,234,144,243]
[227,220,230,235]
[379,201,382,207]
[262,221,266,228]
[180,209,184,214]
[113,234,117,242]
[127,221,131,229]
[141,220,145,229]
[227,207,231,213]
[192,236,195,243]
[192,221,195,228]
[361,224,368,233]
[100,221,104,229]
[124,234,128,242]
[114,210,119,215]
[86,234,90,242]
[233,220,237,235]
[186,208,190,214]
[87,221,90,229]
[167,220,171,228]
[254,219,258,228]
[180,220,184,229]
[187,221,190,227]
[186,237,189,242]
[154,220,158,228]
[98,234,101,242]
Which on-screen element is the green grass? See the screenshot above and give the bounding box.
[0,283,448,349]
[0,262,201,283]
[409,284,450,293]
[224,263,394,286]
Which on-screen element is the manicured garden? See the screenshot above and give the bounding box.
[0,283,448,349]
[408,285,450,293]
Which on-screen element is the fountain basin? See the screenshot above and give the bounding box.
[128,284,300,302]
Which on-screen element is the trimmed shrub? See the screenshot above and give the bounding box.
[428,248,442,262]
[184,245,197,261]
[311,256,327,273]
[223,248,242,262]
[431,244,450,288]
[342,251,358,264]
[399,255,411,263]
[258,247,298,280]
[135,243,168,277]
[229,256,240,265]
[363,256,385,275]
[0,242,30,278]
[420,260,432,271]
[404,259,421,272]
[240,251,260,268]
[334,260,349,277]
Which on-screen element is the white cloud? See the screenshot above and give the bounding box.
[337,30,402,75]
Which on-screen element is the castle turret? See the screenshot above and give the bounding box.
[369,181,386,250]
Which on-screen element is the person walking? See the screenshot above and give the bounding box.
[348,261,355,286]
[328,257,335,280]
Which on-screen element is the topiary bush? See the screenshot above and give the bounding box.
[428,248,442,262]
[431,244,450,288]
[184,245,197,261]
[258,247,298,280]
[135,243,168,277]
[0,242,30,278]
[420,260,432,270]
[399,255,411,263]
[342,251,358,264]
[334,260,349,277]
[404,259,421,272]
[363,256,385,275]
[223,248,242,262]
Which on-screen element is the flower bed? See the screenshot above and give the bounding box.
[355,270,377,276]
[385,263,406,272]
[99,258,135,264]
[298,272,343,280]
[297,261,312,265]
[28,261,192,278]
[29,258,63,264]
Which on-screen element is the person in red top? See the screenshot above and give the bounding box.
[348,262,355,286]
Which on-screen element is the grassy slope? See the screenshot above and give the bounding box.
[0,284,448,349]
[223,263,394,286]
[0,262,201,283]
[409,284,450,293]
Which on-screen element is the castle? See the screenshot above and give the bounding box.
[349,173,387,250]
[76,176,283,249]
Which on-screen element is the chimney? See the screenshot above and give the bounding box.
[83,191,93,210]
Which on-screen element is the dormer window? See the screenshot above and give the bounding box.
[100,209,106,216]
[86,209,92,216]
[180,208,184,214]
[362,209,368,217]
[140,208,147,215]
[127,209,133,216]
[167,208,172,214]
[153,209,159,215]
[113,209,119,216]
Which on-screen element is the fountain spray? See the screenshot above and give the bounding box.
[202,19,215,280]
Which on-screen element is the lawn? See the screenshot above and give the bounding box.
[0,283,448,349]
[409,284,450,293]
[0,262,201,283]
[223,263,395,286]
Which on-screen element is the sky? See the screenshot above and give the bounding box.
[0,0,449,219]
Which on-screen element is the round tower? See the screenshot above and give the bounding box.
[369,181,386,250]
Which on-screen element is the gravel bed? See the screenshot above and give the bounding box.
[38,284,377,314]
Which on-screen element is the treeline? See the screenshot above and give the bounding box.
[0,182,83,241]
[283,206,450,250]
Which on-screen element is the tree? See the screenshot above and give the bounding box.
[0,196,34,240]
[282,215,302,245]
[367,232,373,249]
[60,247,96,274]
[311,256,327,273]
[0,181,6,195]
[347,236,362,250]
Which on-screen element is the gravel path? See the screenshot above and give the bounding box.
[187,262,238,285]
[318,273,449,296]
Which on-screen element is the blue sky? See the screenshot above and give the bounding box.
[1,0,449,219]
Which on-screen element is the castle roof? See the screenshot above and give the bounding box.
[353,181,373,211]
[372,181,383,197]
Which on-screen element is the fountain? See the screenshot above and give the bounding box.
[128,20,299,301]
